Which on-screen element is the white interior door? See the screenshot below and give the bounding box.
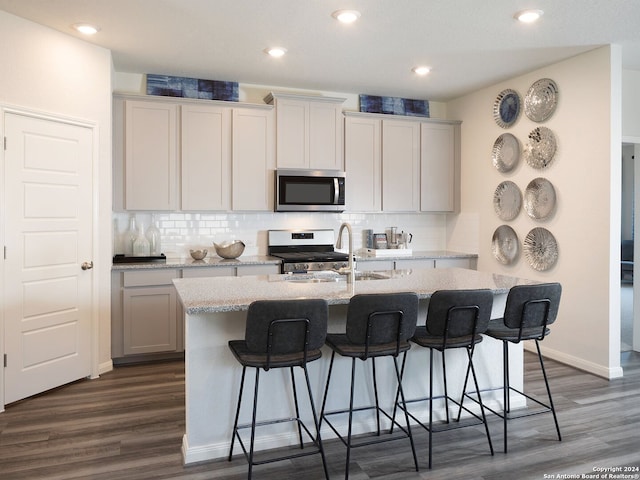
[3,112,93,404]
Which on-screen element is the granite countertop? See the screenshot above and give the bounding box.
[173,268,536,315]
[111,255,281,271]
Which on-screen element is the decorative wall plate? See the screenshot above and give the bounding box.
[492,133,520,173]
[523,227,558,271]
[523,126,557,169]
[524,177,556,219]
[525,78,558,122]
[493,181,522,221]
[493,89,521,128]
[492,225,519,265]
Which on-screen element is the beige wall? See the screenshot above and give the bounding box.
[0,10,114,387]
[447,46,623,378]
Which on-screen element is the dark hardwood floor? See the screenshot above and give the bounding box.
[1,352,639,480]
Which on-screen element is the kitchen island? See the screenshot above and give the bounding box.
[174,267,538,465]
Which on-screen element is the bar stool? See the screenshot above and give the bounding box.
[228,298,330,480]
[320,292,420,480]
[483,282,562,453]
[397,289,494,469]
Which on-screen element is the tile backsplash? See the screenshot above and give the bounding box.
[113,211,448,257]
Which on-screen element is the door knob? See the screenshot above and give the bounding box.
[81,261,94,270]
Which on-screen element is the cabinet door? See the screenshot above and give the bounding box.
[124,100,178,210]
[382,119,420,212]
[435,258,475,269]
[421,123,456,212]
[345,116,381,211]
[232,108,275,211]
[237,264,280,276]
[309,102,343,170]
[394,259,435,269]
[181,105,231,210]
[357,260,394,272]
[123,286,177,355]
[275,98,308,168]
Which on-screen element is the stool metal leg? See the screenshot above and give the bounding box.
[392,355,419,473]
[502,340,509,453]
[467,346,494,456]
[372,358,381,436]
[428,348,434,469]
[536,340,562,442]
[441,350,450,423]
[248,368,260,480]
[290,366,304,449]
[345,357,357,480]
[302,363,331,480]
[319,350,336,429]
[229,365,247,460]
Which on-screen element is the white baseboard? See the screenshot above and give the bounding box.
[98,360,113,376]
[527,344,623,379]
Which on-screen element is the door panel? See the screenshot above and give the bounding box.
[4,112,93,405]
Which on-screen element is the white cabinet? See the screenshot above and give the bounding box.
[181,104,231,210]
[394,258,436,269]
[237,264,280,276]
[345,116,381,211]
[123,100,178,210]
[114,269,182,359]
[232,107,275,211]
[343,112,460,214]
[265,92,346,170]
[421,123,459,213]
[115,94,274,212]
[382,119,420,212]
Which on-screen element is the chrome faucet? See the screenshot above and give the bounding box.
[336,222,355,283]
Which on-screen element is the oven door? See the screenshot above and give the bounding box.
[275,169,345,212]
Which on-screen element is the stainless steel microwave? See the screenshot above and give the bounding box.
[275,169,346,212]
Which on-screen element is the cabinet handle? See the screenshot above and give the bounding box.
[81,261,94,270]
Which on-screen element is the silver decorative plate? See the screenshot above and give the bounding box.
[524,227,558,271]
[493,181,522,221]
[524,126,557,169]
[525,78,558,122]
[524,177,556,219]
[492,225,519,265]
[492,133,520,173]
[493,89,521,129]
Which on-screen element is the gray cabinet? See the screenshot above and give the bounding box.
[357,257,475,272]
[344,111,461,213]
[112,269,182,362]
[111,263,280,362]
[265,92,346,170]
[113,94,274,212]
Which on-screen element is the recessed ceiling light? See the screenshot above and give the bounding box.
[331,10,361,24]
[412,66,431,76]
[264,47,287,58]
[72,23,100,35]
[514,9,544,23]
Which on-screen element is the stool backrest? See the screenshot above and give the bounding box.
[503,283,562,340]
[426,289,494,339]
[245,299,328,356]
[346,292,419,354]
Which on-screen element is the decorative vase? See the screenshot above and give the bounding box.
[125,216,138,255]
[146,215,161,256]
[133,224,150,256]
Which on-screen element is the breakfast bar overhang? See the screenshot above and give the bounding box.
[173,268,538,465]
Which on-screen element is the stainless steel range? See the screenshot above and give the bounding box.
[268,229,349,273]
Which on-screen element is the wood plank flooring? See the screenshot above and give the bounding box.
[1,352,639,480]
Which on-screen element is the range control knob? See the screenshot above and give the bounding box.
[316,263,325,270]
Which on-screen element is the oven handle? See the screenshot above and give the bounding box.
[333,178,339,205]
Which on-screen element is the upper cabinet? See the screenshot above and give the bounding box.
[381,119,420,212]
[123,100,178,210]
[231,108,275,211]
[114,94,274,212]
[420,122,459,212]
[344,111,461,214]
[181,104,231,211]
[265,92,346,170]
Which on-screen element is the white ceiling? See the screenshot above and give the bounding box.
[2,0,640,101]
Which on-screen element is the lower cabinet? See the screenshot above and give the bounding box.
[357,257,476,272]
[112,263,280,363]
